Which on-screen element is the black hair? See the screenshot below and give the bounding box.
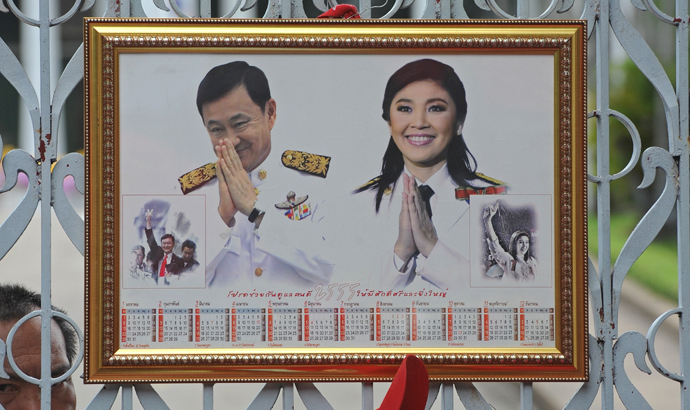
[509,231,532,261]
[356,59,480,213]
[196,61,272,119]
[181,239,196,251]
[161,233,175,245]
[381,58,468,125]
[0,283,78,366]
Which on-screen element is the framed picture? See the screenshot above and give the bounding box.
[85,19,587,383]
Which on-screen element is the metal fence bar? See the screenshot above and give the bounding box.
[282,384,294,409]
[592,0,615,407]
[361,382,373,410]
[674,2,690,409]
[441,383,452,409]
[122,385,133,410]
[37,0,54,409]
[520,382,532,410]
[203,383,214,410]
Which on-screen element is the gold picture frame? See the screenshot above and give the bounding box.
[85,18,587,383]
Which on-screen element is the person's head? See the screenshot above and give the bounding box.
[509,231,532,260]
[386,79,459,172]
[0,284,77,410]
[131,245,145,265]
[160,234,175,255]
[197,61,276,172]
[145,251,155,270]
[181,239,196,263]
[359,59,478,212]
[383,59,468,132]
[382,59,469,172]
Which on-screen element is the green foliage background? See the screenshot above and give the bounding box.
[588,213,678,302]
[589,50,683,302]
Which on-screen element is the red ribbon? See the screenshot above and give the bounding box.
[316,4,360,18]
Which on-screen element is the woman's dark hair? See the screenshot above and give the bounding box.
[356,59,480,212]
[381,58,467,124]
[509,231,532,261]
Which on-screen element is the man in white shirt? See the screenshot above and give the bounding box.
[187,61,334,290]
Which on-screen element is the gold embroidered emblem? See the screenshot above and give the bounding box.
[259,169,267,180]
[275,191,309,209]
[254,188,260,196]
[281,150,330,177]
[178,162,217,195]
[355,176,382,193]
[384,187,393,196]
[476,172,507,186]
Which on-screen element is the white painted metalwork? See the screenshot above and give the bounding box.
[0,0,688,408]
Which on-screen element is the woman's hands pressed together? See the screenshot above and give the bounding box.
[394,174,438,263]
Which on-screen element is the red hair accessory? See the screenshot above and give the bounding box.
[317,4,360,18]
[377,355,429,410]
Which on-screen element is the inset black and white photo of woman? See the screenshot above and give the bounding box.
[470,195,553,288]
[482,200,537,282]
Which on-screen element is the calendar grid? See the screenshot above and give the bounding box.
[268,308,303,342]
[232,308,266,342]
[305,308,339,342]
[376,307,410,342]
[119,302,556,348]
[122,308,157,344]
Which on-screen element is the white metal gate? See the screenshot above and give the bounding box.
[0,0,687,408]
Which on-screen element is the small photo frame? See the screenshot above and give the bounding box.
[470,194,554,288]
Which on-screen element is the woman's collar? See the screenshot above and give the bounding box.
[404,163,450,193]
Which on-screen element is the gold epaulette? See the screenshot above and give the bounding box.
[354,176,392,195]
[178,162,216,195]
[355,176,381,191]
[281,150,331,177]
[476,172,507,186]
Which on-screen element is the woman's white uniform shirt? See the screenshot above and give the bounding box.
[340,163,471,292]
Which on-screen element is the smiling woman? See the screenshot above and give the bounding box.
[354,58,507,291]
[482,200,537,282]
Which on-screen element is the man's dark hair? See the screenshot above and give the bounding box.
[0,283,78,365]
[196,61,272,118]
[181,239,196,251]
[161,233,175,245]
